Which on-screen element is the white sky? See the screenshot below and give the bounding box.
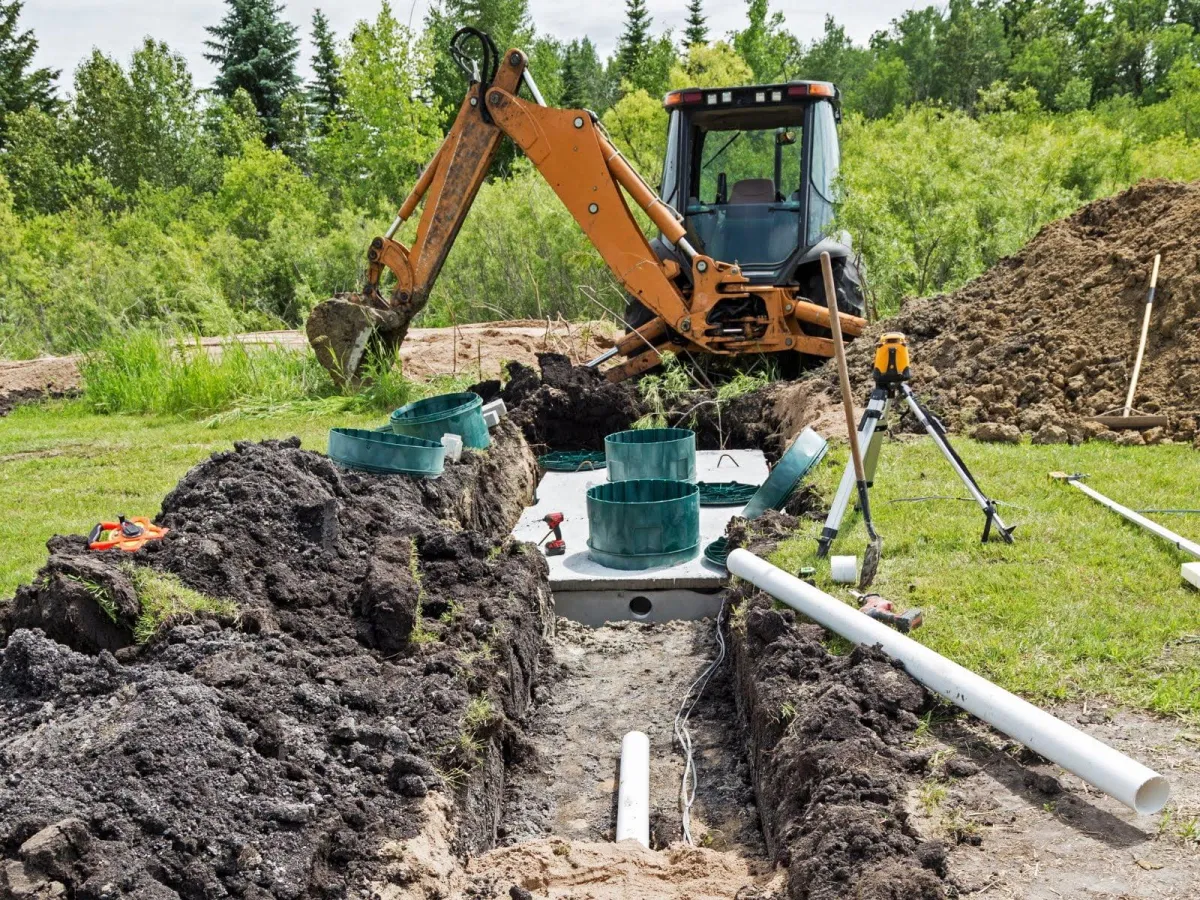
[26,0,921,91]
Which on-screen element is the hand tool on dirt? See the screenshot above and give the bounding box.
[304,26,869,386]
[538,512,566,556]
[1050,472,1200,560]
[822,251,882,589]
[850,590,924,633]
[1089,254,1169,431]
[817,330,1016,558]
[88,516,169,552]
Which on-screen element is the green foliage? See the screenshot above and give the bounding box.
[0,1,57,148]
[68,41,215,198]
[79,330,333,417]
[562,38,615,112]
[3,0,1200,363]
[308,9,344,124]
[835,101,1200,314]
[617,0,653,84]
[315,4,443,208]
[684,0,709,48]
[733,0,798,81]
[204,0,301,145]
[420,162,619,324]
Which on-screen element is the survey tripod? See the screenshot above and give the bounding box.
[816,333,1016,557]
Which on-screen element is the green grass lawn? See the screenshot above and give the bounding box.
[0,401,380,598]
[772,436,1200,718]
[3,400,1199,719]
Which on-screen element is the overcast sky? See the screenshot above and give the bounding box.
[27,0,921,91]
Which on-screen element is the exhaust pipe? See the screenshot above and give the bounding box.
[726,549,1170,814]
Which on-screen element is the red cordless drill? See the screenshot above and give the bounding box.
[539,512,566,556]
[853,591,924,633]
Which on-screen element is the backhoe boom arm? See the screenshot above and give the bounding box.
[313,36,865,384]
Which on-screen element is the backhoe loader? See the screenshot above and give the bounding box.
[306,28,868,385]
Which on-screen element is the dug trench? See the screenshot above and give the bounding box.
[0,356,992,899]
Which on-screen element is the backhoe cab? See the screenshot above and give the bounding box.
[305,28,867,385]
[639,82,865,325]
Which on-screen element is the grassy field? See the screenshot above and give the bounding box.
[0,401,380,598]
[774,437,1200,718]
[3,400,1198,719]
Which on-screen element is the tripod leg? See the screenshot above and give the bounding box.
[862,392,889,486]
[901,385,1016,543]
[817,393,888,557]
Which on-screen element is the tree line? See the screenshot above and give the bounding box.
[0,0,1197,358]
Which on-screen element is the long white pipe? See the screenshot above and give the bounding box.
[727,549,1170,814]
[1064,478,1200,560]
[615,731,650,846]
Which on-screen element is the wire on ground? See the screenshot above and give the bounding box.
[674,598,728,846]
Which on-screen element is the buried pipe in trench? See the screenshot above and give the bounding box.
[726,549,1170,815]
[616,731,650,847]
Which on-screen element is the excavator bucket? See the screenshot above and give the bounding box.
[306,296,407,387]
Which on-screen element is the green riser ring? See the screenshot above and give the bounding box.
[390,391,491,450]
[605,427,696,483]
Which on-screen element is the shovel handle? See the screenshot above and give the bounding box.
[1123,253,1161,417]
[821,253,867,483]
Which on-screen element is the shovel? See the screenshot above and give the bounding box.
[821,252,882,588]
[1090,254,1169,431]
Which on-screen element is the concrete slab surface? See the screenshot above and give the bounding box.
[513,449,769,591]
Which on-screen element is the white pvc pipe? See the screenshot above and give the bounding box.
[830,555,858,584]
[727,549,1170,814]
[1065,478,1200,560]
[616,731,650,846]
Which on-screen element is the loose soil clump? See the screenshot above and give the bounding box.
[0,424,555,899]
[839,180,1200,445]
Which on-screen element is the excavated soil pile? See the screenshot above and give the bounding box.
[0,424,555,899]
[725,515,948,900]
[840,180,1200,445]
[480,352,825,459]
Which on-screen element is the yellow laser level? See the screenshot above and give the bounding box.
[872,332,910,385]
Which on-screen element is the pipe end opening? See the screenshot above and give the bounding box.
[629,595,653,619]
[1134,776,1170,815]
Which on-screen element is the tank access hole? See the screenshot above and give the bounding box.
[629,595,653,618]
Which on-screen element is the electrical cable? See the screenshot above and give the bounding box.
[674,598,727,846]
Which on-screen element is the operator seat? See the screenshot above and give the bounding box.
[728,178,775,204]
[723,178,778,263]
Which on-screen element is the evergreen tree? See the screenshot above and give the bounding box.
[204,0,300,145]
[308,8,343,123]
[561,37,610,110]
[0,1,58,148]
[617,0,653,82]
[684,0,708,48]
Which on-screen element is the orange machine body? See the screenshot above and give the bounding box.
[361,44,865,380]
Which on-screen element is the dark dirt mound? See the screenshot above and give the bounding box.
[726,517,947,900]
[481,353,830,459]
[0,425,554,899]
[839,180,1200,445]
[477,353,642,452]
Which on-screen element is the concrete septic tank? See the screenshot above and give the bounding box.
[512,450,770,625]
